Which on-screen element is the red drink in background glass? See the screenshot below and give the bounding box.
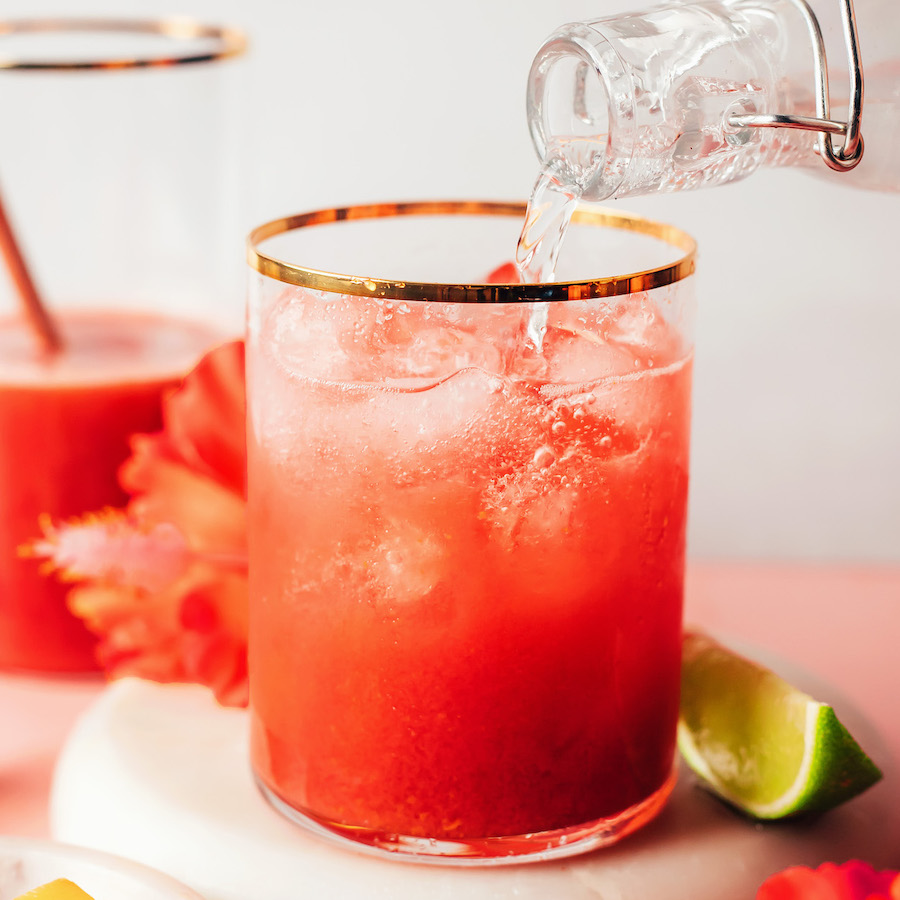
[0,311,220,672]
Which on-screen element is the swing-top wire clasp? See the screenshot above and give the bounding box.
[729,0,864,172]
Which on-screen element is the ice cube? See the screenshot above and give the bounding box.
[263,287,355,382]
[388,324,507,380]
[604,293,679,364]
[386,302,537,381]
[529,293,683,385]
[375,366,553,488]
[484,468,579,549]
[537,323,634,384]
[360,516,449,607]
[481,394,645,554]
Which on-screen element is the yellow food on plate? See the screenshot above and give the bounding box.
[14,879,95,900]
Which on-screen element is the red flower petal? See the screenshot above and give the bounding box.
[485,261,521,284]
[152,339,246,496]
[757,862,900,900]
[179,590,220,633]
[122,444,246,559]
[757,866,839,900]
[46,340,250,707]
[27,511,191,592]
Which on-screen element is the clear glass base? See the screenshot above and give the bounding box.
[255,768,676,866]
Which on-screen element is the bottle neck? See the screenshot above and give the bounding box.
[527,0,821,201]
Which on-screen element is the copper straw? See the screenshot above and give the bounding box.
[0,184,62,356]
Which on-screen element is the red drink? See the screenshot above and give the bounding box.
[0,312,220,672]
[248,285,692,854]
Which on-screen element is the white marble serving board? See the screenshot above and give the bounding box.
[51,677,899,900]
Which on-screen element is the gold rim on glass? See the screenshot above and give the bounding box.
[247,201,696,303]
[0,18,247,70]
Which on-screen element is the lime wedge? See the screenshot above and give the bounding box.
[678,630,883,819]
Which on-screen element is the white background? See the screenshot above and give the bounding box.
[4,0,898,563]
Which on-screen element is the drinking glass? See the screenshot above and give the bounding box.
[0,19,246,673]
[246,201,696,863]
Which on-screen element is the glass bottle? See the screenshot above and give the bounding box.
[526,0,897,201]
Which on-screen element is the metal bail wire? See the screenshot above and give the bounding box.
[729,0,864,172]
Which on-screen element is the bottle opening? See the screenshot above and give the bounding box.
[526,24,634,201]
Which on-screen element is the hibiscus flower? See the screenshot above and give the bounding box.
[31,340,249,707]
[757,861,900,900]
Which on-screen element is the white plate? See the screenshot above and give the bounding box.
[0,837,204,900]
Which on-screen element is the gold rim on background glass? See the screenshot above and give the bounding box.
[0,18,247,70]
[247,201,697,303]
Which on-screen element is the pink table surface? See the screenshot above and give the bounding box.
[1,561,899,840]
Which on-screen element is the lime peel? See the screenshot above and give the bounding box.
[678,630,883,820]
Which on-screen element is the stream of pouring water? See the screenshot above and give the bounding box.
[514,153,588,352]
